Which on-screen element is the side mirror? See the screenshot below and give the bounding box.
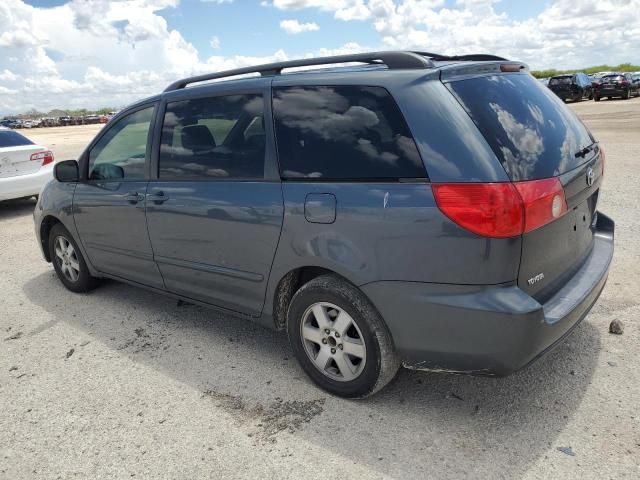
[54,160,79,182]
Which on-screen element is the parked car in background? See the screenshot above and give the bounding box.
[33,51,613,398]
[594,73,638,100]
[547,73,593,101]
[0,127,54,201]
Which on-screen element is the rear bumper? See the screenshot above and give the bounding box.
[0,164,53,201]
[361,212,614,376]
[597,88,626,97]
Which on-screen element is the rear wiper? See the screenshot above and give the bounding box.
[575,144,595,158]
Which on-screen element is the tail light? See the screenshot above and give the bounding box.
[30,150,54,166]
[433,178,568,238]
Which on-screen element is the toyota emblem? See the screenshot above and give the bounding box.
[586,167,595,187]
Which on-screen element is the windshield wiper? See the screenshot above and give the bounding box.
[575,143,595,158]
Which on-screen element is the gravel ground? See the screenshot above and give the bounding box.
[1,98,639,479]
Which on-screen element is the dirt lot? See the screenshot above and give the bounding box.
[1,99,639,479]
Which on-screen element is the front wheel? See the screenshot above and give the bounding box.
[594,95,601,102]
[49,224,100,293]
[287,275,399,398]
[623,89,631,99]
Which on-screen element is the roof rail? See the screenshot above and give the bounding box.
[163,51,433,92]
[413,51,508,62]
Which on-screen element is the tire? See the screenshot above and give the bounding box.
[594,95,600,102]
[287,275,399,398]
[49,223,100,293]
[624,89,630,100]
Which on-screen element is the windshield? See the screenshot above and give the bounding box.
[446,74,594,181]
[601,75,624,83]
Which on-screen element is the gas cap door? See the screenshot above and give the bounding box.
[304,193,336,224]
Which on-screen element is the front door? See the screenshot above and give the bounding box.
[74,105,164,289]
[145,88,283,315]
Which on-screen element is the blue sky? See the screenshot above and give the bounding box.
[23,0,549,58]
[2,0,638,113]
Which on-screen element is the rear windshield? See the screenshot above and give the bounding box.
[549,76,572,85]
[446,74,593,181]
[0,130,34,148]
[601,75,623,83]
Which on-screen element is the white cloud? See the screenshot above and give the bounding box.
[269,0,371,20]
[1,0,640,114]
[210,35,221,49]
[280,19,320,34]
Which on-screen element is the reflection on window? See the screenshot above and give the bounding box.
[88,107,153,181]
[159,94,265,180]
[273,86,425,180]
[448,74,593,180]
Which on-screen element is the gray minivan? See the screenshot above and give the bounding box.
[34,52,614,398]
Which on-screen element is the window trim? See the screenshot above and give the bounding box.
[151,87,279,183]
[83,102,158,183]
[271,84,428,182]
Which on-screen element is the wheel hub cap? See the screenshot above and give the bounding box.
[300,302,367,382]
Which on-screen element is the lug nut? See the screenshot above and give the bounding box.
[335,332,340,338]
[322,338,327,344]
[338,344,343,350]
[324,329,330,334]
[331,348,336,354]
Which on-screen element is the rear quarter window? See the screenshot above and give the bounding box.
[272,85,425,180]
[0,130,34,148]
[446,74,594,181]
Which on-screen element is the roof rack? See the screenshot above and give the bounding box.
[413,51,508,62]
[163,51,433,92]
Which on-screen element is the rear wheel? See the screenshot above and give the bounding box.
[287,275,399,398]
[49,224,100,293]
[624,89,631,99]
[594,95,600,102]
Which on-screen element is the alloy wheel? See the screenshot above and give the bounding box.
[54,235,80,282]
[300,302,367,382]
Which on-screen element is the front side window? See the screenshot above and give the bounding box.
[88,107,153,181]
[159,94,265,180]
[273,85,425,180]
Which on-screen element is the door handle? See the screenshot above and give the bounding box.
[147,191,170,204]
[122,192,143,204]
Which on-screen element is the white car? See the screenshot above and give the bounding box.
[0,127,54,201]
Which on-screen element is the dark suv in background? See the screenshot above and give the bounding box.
[34,51,614,398]
[594,73,639,100]
[547,73,593,102]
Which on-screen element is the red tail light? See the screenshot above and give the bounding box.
[30,150,54,166]
[514,178,567,233]
[433,178,568,238]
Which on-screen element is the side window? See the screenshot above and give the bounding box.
[273,85,425,180]
[159,94,265,180]
[88,107,153,181]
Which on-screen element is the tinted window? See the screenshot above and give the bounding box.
[273,86,425,180]
[88,107,153,181]
[447,74,593,181]
[548,76,572,86]
[0,130,34,148]
[601,75,623,83]
[159,94,265,179]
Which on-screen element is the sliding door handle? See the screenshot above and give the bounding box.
[122,192,143,204]
[147,192,170,204]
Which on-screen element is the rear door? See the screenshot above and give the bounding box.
[145,80,283,316]
[0,130,45,178]
[446,72,601,301]
[73,104,165,289]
